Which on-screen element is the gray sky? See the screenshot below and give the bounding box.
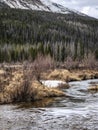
[51,0,98,18]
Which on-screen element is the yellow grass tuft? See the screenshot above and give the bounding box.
[0,67,65,104]
[42,69,98,82]
[88,85,98,91]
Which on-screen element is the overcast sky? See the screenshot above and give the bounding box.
[51,0,98,18]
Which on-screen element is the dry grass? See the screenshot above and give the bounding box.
[42,69,98,82]
[0,61,98,104]
[0,65,65,104]
[43,69,70,81]
[88,86,98,91]
[31,81,65,100]
[57,83,70,89]
[87,74,98,92]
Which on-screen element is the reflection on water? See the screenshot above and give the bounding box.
[0,79,98,130]
[88,89,98,94]
[16,98,56,109]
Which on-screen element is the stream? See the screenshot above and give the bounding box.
[0,79,98,130]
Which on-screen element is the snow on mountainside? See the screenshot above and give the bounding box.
[0,0,86,16]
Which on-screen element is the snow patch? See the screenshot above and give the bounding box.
[41,80,66,88]
[1,0,71,14]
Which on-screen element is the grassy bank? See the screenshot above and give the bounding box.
[0,62,98,104]
[41,69,98,82]
[0,64,65,104]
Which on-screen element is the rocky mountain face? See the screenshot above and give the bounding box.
[0,0,85,16]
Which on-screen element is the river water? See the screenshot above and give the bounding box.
[0,79,98,130]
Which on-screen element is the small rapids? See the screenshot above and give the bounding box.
[0,79,98,130]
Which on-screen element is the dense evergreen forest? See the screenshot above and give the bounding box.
[0,7,98,62]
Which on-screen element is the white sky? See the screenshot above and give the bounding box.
[51,0,98,18]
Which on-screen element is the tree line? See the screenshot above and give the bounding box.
[0,8,98,62]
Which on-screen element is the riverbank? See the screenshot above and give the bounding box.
[41,69,98,82]
[0,66,65,104]
[0,64,98,104]
[1,79,98,130]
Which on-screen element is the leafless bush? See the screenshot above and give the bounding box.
[13,55,55,102]
[82,53,97,69]
[31,54,55,81]
[19,63,34,101]
[64,56,79,70]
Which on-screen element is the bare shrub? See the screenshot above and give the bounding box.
[17,63,34,102]
[31,54,55,81]
[64,56,79,70]
[82,53,97,69]
[12,55,55,102]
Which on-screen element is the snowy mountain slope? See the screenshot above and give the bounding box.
[0,0,86,15]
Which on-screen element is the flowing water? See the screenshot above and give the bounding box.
[0,79,98,130]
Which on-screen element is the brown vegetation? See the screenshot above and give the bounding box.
[41,69,98,82]
[57,83,70,89]
[0,55,65,104]
[0,69,65,104]
[88,86,98,90]
[0,53,98,104]
[81,53,98,69]
[63,56,79,70]
[58,53,98,70]
[88,80,98,91]
[29,54,54,81]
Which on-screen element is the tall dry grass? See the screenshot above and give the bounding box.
[0,55,63,104]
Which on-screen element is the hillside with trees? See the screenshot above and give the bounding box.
[0,8,98,62]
